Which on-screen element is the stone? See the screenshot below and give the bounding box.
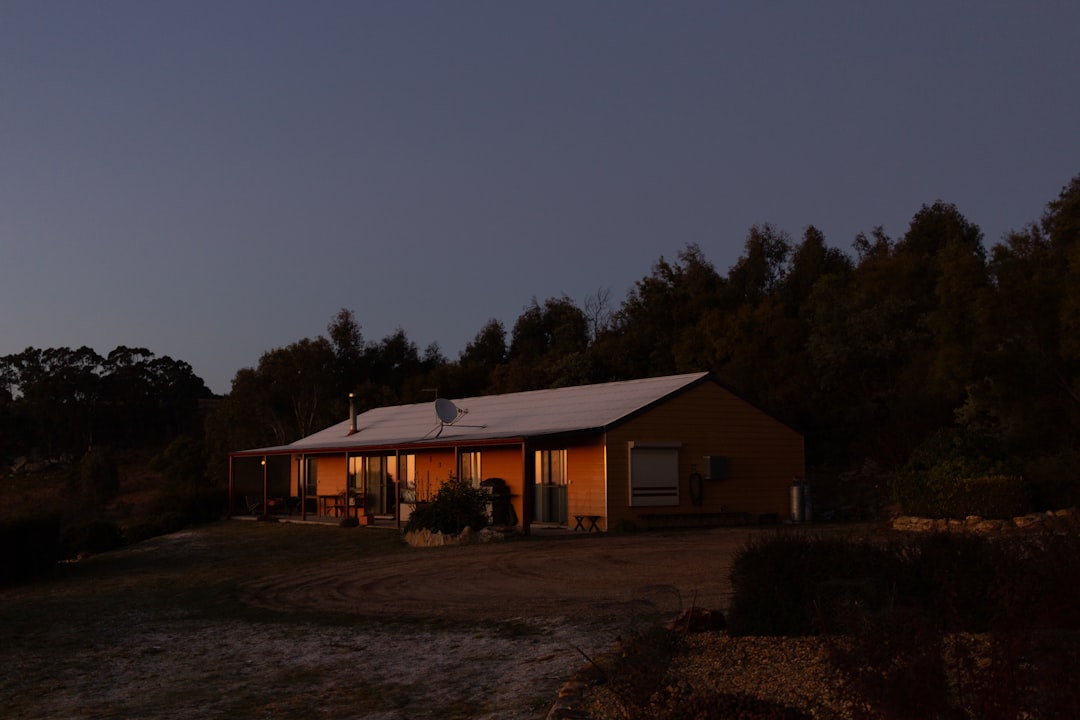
[970,519,1004,534]
[1013,514,1043,530]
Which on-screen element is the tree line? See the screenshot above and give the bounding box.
[5,173,1078,512]
[0,346,210,460]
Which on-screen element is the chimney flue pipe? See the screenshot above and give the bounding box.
[348,392,357,434]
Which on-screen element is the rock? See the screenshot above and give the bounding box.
[970,519,1004,534]
[1013,514,1043,530]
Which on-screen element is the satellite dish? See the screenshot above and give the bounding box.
[435,397,460,424]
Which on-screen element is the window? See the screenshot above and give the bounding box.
[535,449,567,485]
[398,454,416,504]
[304,457,318,496]
[459,451,481,487]
[534,449,568,524]
[348,455,395,514]
[628,442,680,506]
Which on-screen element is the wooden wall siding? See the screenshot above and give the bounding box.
[474,445,526,525]
[567,440,607,528]
[413,449,455,502]
[605,381,803,527]
[315,455,348,496]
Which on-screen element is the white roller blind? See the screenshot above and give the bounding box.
[628,442,680,506]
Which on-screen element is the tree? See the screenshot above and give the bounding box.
[598,244,722,379]
[498,297,592,391]
[327,307,365,395]
[725,224,792,306]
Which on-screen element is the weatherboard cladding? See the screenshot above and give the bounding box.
[239,372,711,455]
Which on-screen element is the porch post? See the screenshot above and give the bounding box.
[261,455,268,518]
[299,455,307,521]
[521,441,533,536]
[226,455,234,519]
[394,449,401,530]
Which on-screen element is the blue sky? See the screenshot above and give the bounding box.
[2,1,1078,394]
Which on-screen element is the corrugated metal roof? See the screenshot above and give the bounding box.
[240,372,710,455]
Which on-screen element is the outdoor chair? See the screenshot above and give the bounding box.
[244,495,262,515]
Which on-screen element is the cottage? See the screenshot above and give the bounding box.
[228,372,804,532]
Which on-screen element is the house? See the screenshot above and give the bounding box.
[227,372,804,532]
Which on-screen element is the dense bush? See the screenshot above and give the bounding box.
[122,512,187,544]
[829,534,1080,719]
[58,519,124,558]
[150,435,209,487]
[894,428,1028,518]
[76,447,120,507]
[1023,448,1080,510]
[145,485,227,524]
[729,533,1080,718]
[727,534,895,636]
[0,514,60,585]
[900,473,1031,519]
[404,475,489,535]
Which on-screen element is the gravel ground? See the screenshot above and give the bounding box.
[574,632,856,720]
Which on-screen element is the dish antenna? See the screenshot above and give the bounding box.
[428,396,486,438]
[435,397,463,425]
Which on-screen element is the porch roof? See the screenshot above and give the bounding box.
[238,372,710,455]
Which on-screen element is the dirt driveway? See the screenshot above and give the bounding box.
[1,524,765,720]
[240,527,755,626]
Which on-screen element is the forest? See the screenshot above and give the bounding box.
[3,173,1079,520]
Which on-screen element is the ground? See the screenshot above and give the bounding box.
[1,521,765,720]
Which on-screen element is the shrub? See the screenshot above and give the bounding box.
[828,534,1080,719]
[0,514,60,585]
[150,435,209,487]
[727,534,894,636]
[899,474,1030,519]
[145,485,227,524]
[1023,448,1080,510]
[76,447,120,507]
[58,519,124,558]
[404,475,489,535]
[895,428,1027,518]
[122,512,186,544]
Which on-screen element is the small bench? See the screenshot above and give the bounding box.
[573,515,601,532]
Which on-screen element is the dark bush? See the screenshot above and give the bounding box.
[900,474,1031,519]
[896,532,999,631]
[1023,448,1080,510]
[894,428,1027,518]
[58,519,124,558]
[404,475,489,535]
[0,514,60,585]
[150,435,209,487]
[727,534,894,636]
[122,512,187,544]
[76,447,120,507]
[828,534,1080,719]
[145,485,227,524]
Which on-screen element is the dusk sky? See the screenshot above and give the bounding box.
[3,2,1078,395]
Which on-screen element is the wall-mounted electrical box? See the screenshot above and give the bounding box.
[702,455,729,480]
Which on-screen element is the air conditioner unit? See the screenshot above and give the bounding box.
[702,455,729,480]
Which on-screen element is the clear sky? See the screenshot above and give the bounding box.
[2,1,1078,395]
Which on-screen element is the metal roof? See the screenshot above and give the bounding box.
[239,372,710,455]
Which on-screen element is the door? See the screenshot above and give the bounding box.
[533,449,568,524]
[348,455,394,516]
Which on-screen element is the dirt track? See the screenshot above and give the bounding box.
[2,526,767,720]
[239,528,759,627]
